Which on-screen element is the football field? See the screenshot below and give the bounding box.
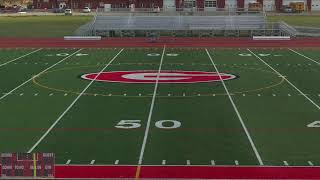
[0,47,319,167]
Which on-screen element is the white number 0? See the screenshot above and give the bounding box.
[115,120,181,129]
[155,120,181,129]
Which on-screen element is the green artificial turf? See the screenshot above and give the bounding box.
[0,48,319,166]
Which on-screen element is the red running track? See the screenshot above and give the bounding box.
[1,164,320,179]
[0,37,320,48]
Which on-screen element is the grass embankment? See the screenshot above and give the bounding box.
[267,15,320,27]
[0,16,92,38]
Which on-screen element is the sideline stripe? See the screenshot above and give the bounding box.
[0,48,42,67]
[135,45,166,180]
[0,49,82,101]
[137,45,166,165]
[288,48,320,65]
[248,49,320,111]
[206,49,264,166]
[27,49,124,153]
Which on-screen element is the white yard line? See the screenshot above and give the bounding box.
[248,49,320,111]
[27,49,124,153]
[205,49,264,166]
[288,48,320,65]
[137,45,166,165]
[0,49,82,101]
[0,48,42,67]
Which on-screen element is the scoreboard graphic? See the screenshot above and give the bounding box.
[1,153,55,178]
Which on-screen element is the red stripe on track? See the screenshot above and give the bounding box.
[1,37,320,48]
[2,164,320,179]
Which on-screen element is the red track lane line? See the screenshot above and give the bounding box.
[2,164,320,179]
[1,37,320,48]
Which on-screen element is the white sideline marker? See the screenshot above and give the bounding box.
[206,49,264,166]
[248,49,320,111]
[137,46,166,165]
[0,49,82,102]
[0,48,42,67]
[27,49,124,153]
[308,161,314,166]
[66,160,71,164]
[162,160,166,165]
[211,160,215,165]
[90,160,95,164]
[235,160,239,165]
[283,161,289,166]
[114,160,119,165]
[187,160,191,165]
[288,48,320,65]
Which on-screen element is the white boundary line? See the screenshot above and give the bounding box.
[138,45,166,165]
[0,48,42,67]
[248,48,320,111]
[0,49,82,101]
[205,49,264,166]
[27,48,124,153]
[288,48,320,65]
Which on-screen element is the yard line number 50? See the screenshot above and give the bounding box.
[115,120,181,129]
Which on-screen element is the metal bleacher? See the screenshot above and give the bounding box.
[77,8,295,37]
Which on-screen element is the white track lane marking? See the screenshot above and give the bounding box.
[248,49,320,111]
[0,49,82,101]
[206,49,264,166]
[288,48,320,65]
[138,45,166,165]
[0,48,42,67]
[27,49,124,153]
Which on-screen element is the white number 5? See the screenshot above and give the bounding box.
[115,120,141,129]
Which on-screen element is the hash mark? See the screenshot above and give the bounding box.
[235,160,239,165]
[90,160,95,164]
[283,161,289,166]
[308,161,314,166]
[66,160,71,164]
[114,160,119,165]
[187,160,191,165]
[162,160,166,165]
[211,160,215,165]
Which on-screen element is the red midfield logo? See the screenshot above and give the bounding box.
[81,71,237,83]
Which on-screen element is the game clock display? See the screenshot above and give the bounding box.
[1,153,55,178]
